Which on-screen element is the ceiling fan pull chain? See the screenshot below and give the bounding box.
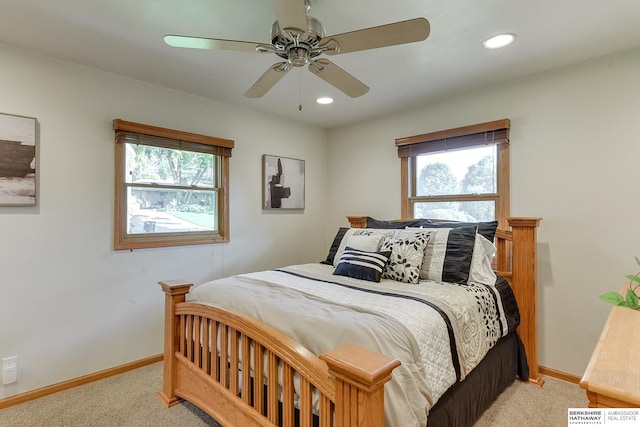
[298,67,303,111]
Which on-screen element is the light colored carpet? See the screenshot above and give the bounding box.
[0,362,586,426]
[0,363,219,427]
[475,375,585,427]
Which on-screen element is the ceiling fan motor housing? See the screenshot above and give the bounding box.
[271,15,325,66]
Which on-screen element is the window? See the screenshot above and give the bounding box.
[113,119,234,250]
[396,119,510,227]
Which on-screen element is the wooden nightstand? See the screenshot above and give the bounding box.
[580,284,640,407]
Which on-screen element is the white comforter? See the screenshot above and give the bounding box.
[187,263,509,427]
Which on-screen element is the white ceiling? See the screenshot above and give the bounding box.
[1,0,640,129]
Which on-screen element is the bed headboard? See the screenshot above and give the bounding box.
[346,215,543,386]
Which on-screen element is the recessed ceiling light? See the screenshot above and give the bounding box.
[483,33,516,49]
[316,97,334,105]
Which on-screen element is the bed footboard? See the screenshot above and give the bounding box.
[158,280,401,427]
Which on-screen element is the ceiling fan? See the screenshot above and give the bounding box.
[164,0,430,98]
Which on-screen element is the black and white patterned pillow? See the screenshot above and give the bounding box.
[380,233,430,284]
[333,247,392,282]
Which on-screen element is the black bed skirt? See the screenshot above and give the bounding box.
[426,331,525,427]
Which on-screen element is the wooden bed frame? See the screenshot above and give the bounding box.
[158,216,541,427]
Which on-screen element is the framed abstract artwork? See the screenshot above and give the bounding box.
[0,112,37,206]
[263,154,305,209]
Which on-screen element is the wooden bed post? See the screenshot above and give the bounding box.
[507,217,542,386]
[346,215,368,229]
[157,279,193,406]
[320,343,401,427]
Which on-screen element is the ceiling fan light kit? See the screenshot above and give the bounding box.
[164,0,430,99]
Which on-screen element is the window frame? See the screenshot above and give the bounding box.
[113,119,234,250]
[396,119,510,228]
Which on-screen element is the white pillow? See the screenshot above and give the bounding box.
[344,234,384,252]
[468,233,497,285]
[332,229,393,267]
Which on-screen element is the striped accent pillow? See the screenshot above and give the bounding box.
[333,247,392,282]
[402,225,483,284]
[419,226,477,284]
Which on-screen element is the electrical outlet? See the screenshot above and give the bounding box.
[2,356,18,385]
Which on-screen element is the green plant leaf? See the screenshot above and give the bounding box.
[600,292,625,306]
[626,274,640,284]
[626,288,640,309]
[600,257,640,310]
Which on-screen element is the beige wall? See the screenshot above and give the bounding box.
[326,47,640,376]
[0,43,329,397]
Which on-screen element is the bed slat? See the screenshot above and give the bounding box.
[241,334,252,405]
[267,352,279,425]
[282,365,295,426]
[179,315,186,355]
[202,319,210,374]
[220,325,229,388]
[211,321,219,381]
[319,394,333,427]
[194,316,201,368]
[186,315,193,361]
[230,328,239,396]
[254,343,265,415]
[299,377,313,427]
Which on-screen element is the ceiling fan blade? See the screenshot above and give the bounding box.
[244,62,290,98]
[271,0,308,31]
[164,35,261,53]
[308,59,369,98]
[322,17,430,55]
